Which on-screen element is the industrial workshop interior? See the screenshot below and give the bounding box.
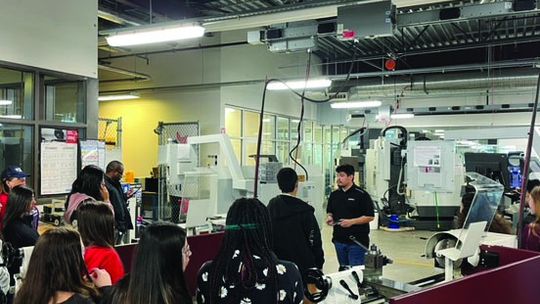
[3,0,540,303]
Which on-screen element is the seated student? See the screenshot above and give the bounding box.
[522,186,540,251]
[109,222,192,304]
[455,191,512,234]
[65,165,113,226]
[0,166,30,231]
[78,201,125,284]
[3,186,39,249]
[14,227,111,304]
[197,198,304,304]
[523,179,540,226]
[267,168,324,285]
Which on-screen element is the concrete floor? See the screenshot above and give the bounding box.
[321,225,443,283]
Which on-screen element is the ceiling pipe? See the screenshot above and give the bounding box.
[201,0,456,32]
[98,64,151,82]
[98,9,142,26]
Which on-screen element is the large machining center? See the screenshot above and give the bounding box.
[365,126,463,230]
[158,133,325,230]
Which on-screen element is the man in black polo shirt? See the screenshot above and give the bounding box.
[326,164,374,269]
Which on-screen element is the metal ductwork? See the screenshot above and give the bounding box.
[98,64,151,83]
[346,67,540,99]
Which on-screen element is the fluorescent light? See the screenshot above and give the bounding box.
[98,93,140,101]
[331,100,382,109]
[267,79,331,90]
[0,100,13,106]
[106,24,205,47]
[0,115,21,119]
[391,113,415,119]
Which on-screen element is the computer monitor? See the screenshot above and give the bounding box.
[464,152,509,189]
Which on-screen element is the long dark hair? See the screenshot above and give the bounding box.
[207,198,279,304]
[65,165,105,209]
[3,186,34,229]
[14,227,98,304]
[78,201,115,247]
[112,222,191,304]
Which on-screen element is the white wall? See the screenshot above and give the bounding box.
[0,0,97,78]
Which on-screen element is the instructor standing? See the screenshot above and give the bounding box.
[105,161,134,244]
[326,164,374,270]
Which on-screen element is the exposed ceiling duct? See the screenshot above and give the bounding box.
[348,70,540,99]
[98,64,151,83]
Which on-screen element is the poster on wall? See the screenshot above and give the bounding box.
[40,128,79,195]
[80,140,106,169]
[413,146,442,167]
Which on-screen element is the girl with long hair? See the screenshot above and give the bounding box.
[522,186,540,251]
[78,201,125,284]
[109,222,192,304]
[196,198,303,304]
[14,227,111,304]
[65,165,113,225]
[3,186,39,249]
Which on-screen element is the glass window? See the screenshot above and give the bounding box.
[303,121,313,142]
[225,107,241,138]
[0,124,33,185]
[243,111,260,138]
[301,143,313,165]
[245,140,275,166]
[43,75,85,123]
[276,141,290,164]
[231,138,242,164]
[277,117,289,140]
[290,119,300,141]
[332,126,341,144]
[314,124,323,144]
[0,67,33,120]
[262,115,275,140]
[324,126,332,144]
[313,144,323,167]
[341,127,349,142]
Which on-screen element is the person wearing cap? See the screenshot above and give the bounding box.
[0,166,30,230]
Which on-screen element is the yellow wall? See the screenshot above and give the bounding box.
[98,89,220,178]
[99,98,167,177]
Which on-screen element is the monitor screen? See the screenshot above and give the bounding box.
[464,152,509,189]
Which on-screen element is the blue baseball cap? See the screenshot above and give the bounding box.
[1,166,30,180]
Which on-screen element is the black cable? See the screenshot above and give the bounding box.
[265,40,358,104]
[254,77,269,198]
[289,50,311,180]
[517,72,540,248]
[254,43,358,195]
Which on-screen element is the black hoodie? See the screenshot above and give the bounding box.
[267,194,324,279]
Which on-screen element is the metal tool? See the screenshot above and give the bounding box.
[339,279,359,300]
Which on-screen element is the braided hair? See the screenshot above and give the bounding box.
[207,198,280,303]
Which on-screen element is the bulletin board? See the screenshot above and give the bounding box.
[40,128,79,195]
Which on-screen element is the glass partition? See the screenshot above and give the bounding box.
[0,67,33,120]
[462,172,504,231]
[43,75,85,123]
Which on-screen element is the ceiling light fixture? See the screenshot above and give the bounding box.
[0,100,13,106]
[391,113,415,119]
[105,23,205,47]
[267,79,331,91]
[330,100,382,109]
[0,115,22,119]
[98,93,140,101]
